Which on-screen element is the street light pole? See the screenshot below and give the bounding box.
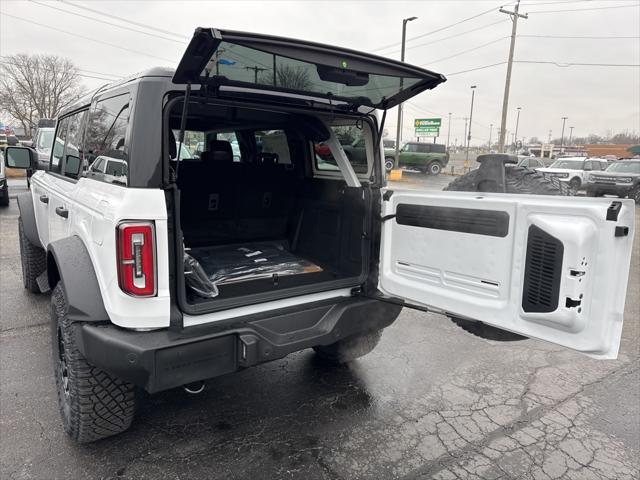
[488,123,493,150]
[514,106,521,151]
[463,117,468,155]
[446,112,452,151]
[560,116,568,153]
[569,126,574,146]
[498,0,528,152]
[394,16,418,170]
[465,85,476,168]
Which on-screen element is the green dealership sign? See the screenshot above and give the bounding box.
[415,118,441,137]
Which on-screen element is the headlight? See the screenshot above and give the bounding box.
[559,173,569,178]
[587,174,595,182]
[618,177,632,183]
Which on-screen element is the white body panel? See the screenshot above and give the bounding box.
[379,190,635,359]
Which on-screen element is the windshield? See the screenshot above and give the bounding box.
[550,159,584,169]
[37,130,54,150]
[605,162,640,174]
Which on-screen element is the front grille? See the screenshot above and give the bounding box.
[592,176,616,184]
[522,225,563,313]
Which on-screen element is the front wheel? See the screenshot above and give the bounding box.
[384,157,395,172]
[51,282,137,443]
[427,162,442,175]
[630,186,640,204]
[568,177,581,190]
[314,330,382,364]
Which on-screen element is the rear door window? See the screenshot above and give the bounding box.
[314,122,372,176]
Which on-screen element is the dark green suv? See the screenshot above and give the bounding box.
[384,142,449,175]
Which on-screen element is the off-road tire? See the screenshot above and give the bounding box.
[427,161,442,175]
[19,217,46,293]
[0,193,8,206]
[385,157,395,172]
[51,282,137,443]
[313,330,382,364]
[630,186,640,204]
[444,165,571,341]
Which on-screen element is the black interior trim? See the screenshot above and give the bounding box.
[395,204,510,238]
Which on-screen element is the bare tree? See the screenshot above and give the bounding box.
[0,54,84,137]
[259,65,313,91]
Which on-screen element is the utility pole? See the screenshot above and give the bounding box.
[446,112,452,151]
[394,16,418,170]
[560,116,568,153]
[465,86,477,168]
[569,126,574,145]
[548,130,552,144]
[245,65,267,83]
[498,0,528,152]
[488,123,493,150]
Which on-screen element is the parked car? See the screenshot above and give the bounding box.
[516,155,546,169]
[3,28,635,445]
[32,127,56,170]
[383,139,395,149]
[586,159,640,203]
[536,157,609,190]
[384,142,449,174]
[0,150,8,206]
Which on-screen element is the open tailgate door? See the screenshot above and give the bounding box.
[379,190,635,359]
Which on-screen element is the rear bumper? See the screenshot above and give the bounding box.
[586,184,633,197]
[74,296,402,393]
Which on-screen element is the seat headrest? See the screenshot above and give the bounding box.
[206,140,233,162]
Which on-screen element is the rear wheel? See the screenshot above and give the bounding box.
[51,282,137,443]
[427,161,442,175]
[385,157,395,172]
[444,166,570,341]
[18,217,46,293]
[314,330,382,364]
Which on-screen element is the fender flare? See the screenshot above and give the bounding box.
[16,193,42,249]
[47,236,109,323]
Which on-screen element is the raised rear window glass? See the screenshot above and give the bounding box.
[204,41,423,106]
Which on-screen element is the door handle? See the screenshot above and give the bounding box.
[39,195,49,204]
[55,206,69,219]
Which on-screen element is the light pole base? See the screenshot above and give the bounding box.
[388,169,403,181]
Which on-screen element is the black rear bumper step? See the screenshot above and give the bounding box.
[74,297,401,394]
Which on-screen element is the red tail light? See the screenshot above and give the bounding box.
[116,221,156,297]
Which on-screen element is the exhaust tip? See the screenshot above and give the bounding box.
[183,381,205,394]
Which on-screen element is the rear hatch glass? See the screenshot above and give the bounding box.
[173,28,446,109]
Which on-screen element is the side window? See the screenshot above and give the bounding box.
[599,161,608,171]
[315,124,368,174]
[84,93,130,185]
[417,144,430,153]
[259,130,291,164]
[583,161,593,171]
[50,117,70,173]
[405,143,419,153]
[520,158,529,168]
[61,110,87,179]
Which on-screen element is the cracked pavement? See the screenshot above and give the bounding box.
[1,190,638,480]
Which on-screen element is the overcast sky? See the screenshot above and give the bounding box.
[1,0,639,145]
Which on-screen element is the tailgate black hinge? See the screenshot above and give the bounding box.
[615,226,629,237]
[606,201,622,221]
[380,214,396,222]
[383,189,394,201]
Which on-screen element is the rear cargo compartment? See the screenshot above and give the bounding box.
[169,101,373,310]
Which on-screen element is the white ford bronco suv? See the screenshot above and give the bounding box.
[4,29,635,443]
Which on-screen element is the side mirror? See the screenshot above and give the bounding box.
[4,146,36,170]
[64,154,82,178]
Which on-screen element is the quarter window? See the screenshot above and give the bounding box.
[84,93,130,185]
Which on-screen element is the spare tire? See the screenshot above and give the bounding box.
[443,165,571,341]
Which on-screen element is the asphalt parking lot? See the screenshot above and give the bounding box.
[1,175,638,480]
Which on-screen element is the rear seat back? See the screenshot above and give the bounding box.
[179,139,303,246]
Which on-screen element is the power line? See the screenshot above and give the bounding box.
[372,5,501,53]
[1,12,176,63]
[383,19,508,56]
[28,0,185,44]
[518,34,640,39]
[0,59,118,81]
[59,0,188,40]
[421,36,509,66]
[446,62,507,76]
[516,60,640,67]
[528,3,640,13]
